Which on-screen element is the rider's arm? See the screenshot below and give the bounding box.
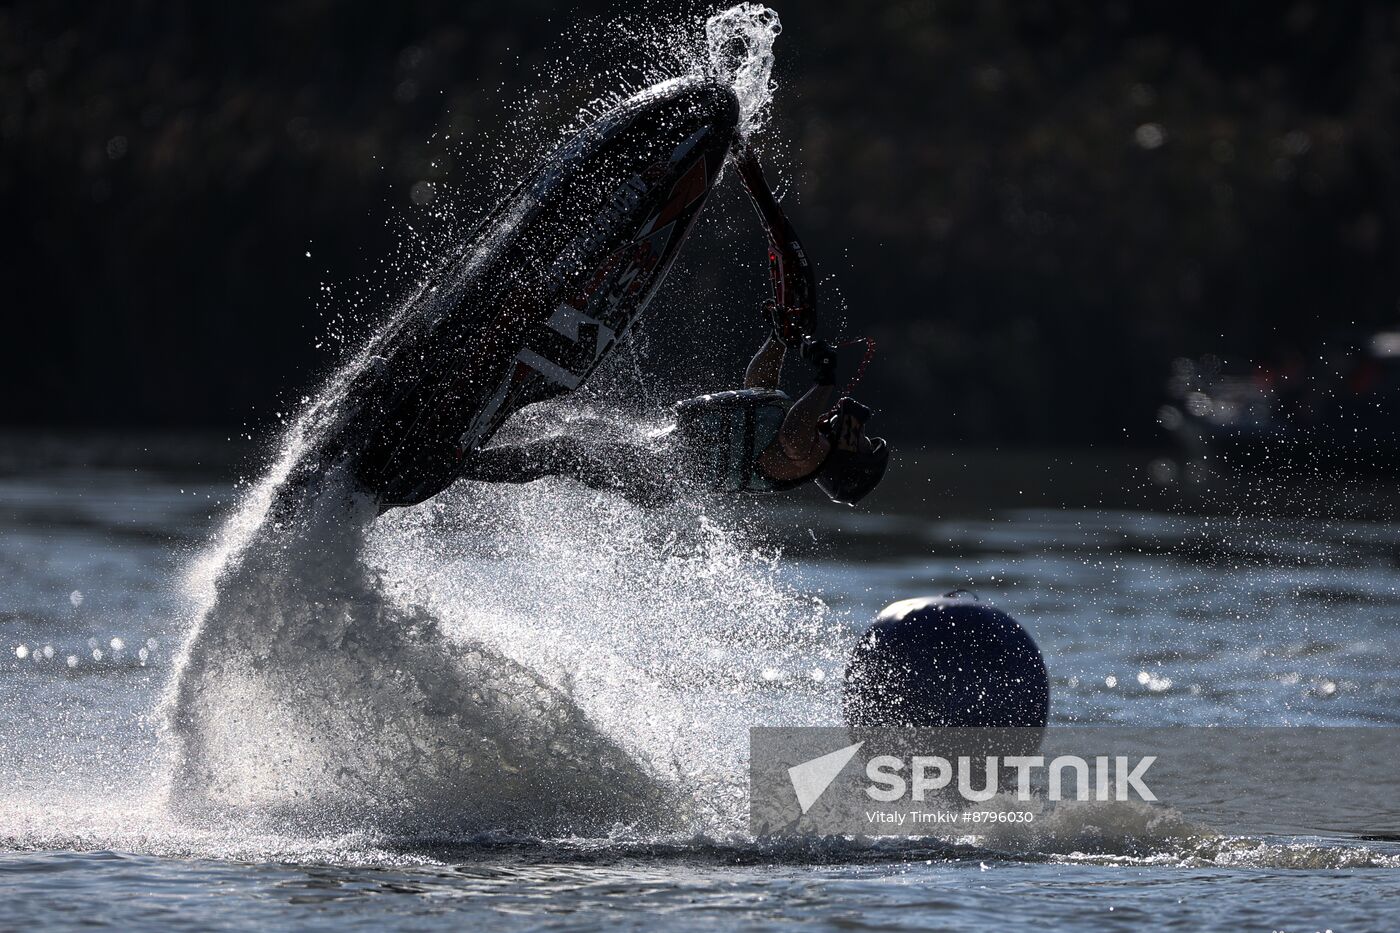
[744,332,786,389]
[759,381,834,479]
[759,337,839,477]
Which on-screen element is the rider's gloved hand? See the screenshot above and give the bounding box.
[800,337,838,386]
[765,299,813,348]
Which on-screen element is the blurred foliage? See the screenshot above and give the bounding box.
[3,0,1398,443]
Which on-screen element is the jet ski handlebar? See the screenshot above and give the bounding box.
[734,147,817,345]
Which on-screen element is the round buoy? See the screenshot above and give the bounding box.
[842,592,1050,728]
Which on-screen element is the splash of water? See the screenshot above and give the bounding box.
[157,6,815,840]
[705,4,782,138]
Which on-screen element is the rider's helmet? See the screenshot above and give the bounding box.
[814,397,889,506]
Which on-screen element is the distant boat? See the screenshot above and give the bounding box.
[1158,329,1400,478]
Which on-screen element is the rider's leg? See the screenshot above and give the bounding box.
[458,437,580,485]
[743,332,787,390]
[460,436,677,506]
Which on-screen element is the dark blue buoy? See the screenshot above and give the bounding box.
[842,592,1050,728]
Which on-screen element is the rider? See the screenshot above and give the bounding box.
[454,148,889,508]
[456,314,887,507]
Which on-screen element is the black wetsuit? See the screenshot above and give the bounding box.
[459,429,677,507]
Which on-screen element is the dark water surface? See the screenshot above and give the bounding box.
[2,435,1398,931]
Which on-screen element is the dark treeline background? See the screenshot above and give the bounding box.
[4,1,1398,443]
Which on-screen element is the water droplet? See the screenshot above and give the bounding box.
[1134,123,1166,150]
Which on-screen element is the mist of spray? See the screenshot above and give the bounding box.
[705,3,783,138]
